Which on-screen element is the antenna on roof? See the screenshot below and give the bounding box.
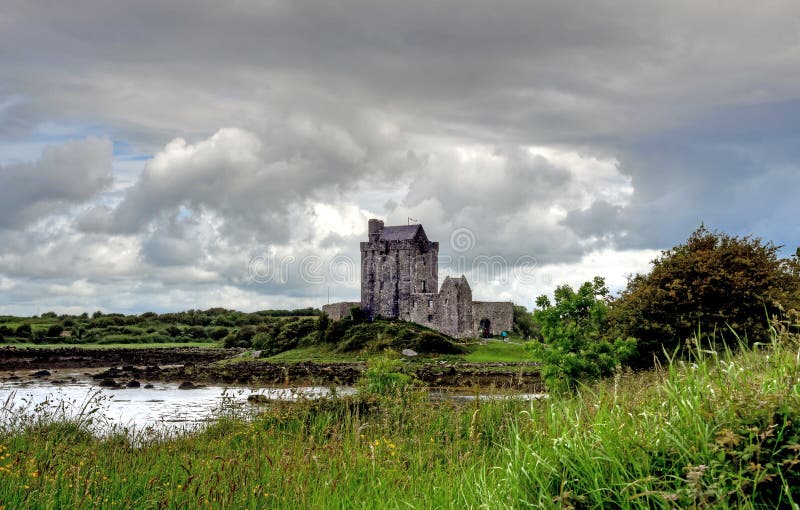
[408,217,418,225]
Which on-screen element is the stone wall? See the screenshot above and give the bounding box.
[360,222,438,320]
[472,301,514,337]
[321,302,360,321]
[408,292,439,328]
[437,276,474,338]
[326,219,515,341]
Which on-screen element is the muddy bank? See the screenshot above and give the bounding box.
[0,346,237,370]
[0,347,542,391]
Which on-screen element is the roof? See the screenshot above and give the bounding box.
[441,275,471,291]
[379,224,427,242]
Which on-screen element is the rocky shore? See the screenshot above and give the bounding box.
[0,346,542,391]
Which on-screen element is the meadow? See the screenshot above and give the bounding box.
[2,323,799,509]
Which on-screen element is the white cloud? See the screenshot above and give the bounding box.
[0,137,112,227]
[1,1,799,314]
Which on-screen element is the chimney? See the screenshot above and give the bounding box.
[368,218,384,242]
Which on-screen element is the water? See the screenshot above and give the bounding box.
[0,368,355,433]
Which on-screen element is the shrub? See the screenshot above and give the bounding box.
[610,226,800,367]
[529,277,636,392]
[358,354,412,397]
[187,325,207,339]
[14,323,32,338]
[512,304,538,340]
[207,327,229,341]
[223,326,257,348]
[398,330,465,354]
[46,324,64,337]
[337,323,377,352]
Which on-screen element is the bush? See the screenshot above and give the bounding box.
[529,277,636,392]
[610,226,800,367]
[207,327,229,341]
[46,324,64,337]
[337,323,377,352]
[224,326,257,348]
[251,318,316,355]
[398,331,465,354]
[187,325,207,339]
[358,355,413,397]
[512,304,538,340]
[14,323,32,338]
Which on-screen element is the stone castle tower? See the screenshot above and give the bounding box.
[323,219,513,339]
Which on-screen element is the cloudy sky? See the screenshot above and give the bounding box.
[1,1,799,315]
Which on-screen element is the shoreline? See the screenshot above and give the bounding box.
[0,346,543,391]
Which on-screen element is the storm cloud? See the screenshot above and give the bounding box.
[1,0,799,313]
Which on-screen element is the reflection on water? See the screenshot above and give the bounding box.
[0,369,354,433]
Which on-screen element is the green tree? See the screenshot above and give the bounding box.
[528,277,636,392]
[610,226,800,367]
[512,304,538,340]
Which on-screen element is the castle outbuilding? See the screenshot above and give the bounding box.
[323,219,513,339]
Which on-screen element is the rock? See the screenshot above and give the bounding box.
[99,378,118,387]
[32,369,51,377]
[401,349,418,357]
[122,365,134,371]
[126,380,141,388]
[178,381,197,390]
[247,394,268,404]
[252,350,262,358]
[143,383,154,389]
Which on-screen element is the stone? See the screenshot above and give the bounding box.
[324,219,513,339]
[178,381,198,390]
[126,380,141,388]
[32,370,51,377]
[401,349,418,357]
[143,383,154,389]
[99,378,118,387]
[247,394,269,404]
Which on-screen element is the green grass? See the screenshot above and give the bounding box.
[464,339,529,362]
[3,325,800,508]
[263,344,369,363]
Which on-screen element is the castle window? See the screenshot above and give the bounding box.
[428,314,433,322]
[428,299,433,308]
[421,281,426,292]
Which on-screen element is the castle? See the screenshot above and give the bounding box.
[323,219,513,339]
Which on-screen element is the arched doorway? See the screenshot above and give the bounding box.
[479,318,491,338]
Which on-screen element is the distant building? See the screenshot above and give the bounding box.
[323,219,513,339]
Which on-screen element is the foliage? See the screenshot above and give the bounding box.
[14,323,32,338]
[478,322,800,509]
[610,225,800,366]
[0,307,320,346]
[251,318,317,355]
[328,319,465,354]
[4,321,800,508]
[511,304,538,339]
[529,277,636,392]
[357,353,413,397]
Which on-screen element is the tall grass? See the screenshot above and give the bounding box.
[475,323,800,509]
[2,318,800,508]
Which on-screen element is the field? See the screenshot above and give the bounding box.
[2,331,799,508]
